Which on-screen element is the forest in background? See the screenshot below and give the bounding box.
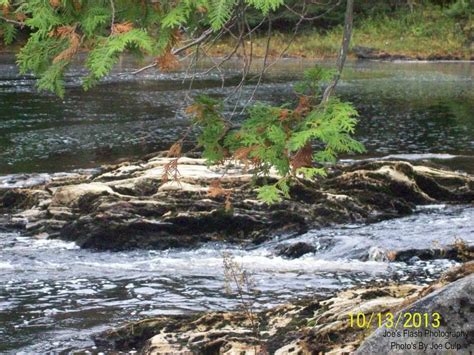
[212,0,473,59]
[1,0,472,59]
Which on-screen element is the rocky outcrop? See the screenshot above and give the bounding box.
[0,156,472,250]
[93,262,473,354]
[356,274,474,354]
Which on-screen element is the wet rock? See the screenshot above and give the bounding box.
[275,242,317,258]
[94,263,473,354]
[390,244,474,263]
[0,189,47,210]
[0,158,472,250]
[356,274,474,354]
[361,242,474,263]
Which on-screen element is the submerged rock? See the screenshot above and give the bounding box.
[275,242,317,258]
[93,262,473,354]
[0,157,472,250]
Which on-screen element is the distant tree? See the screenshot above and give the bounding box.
[0,0,364,203]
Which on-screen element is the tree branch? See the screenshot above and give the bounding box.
[131,28,214,75]
[321,0,354,103]
[284,0,341,21]
[0,16,24,27]
[110,0,116,30]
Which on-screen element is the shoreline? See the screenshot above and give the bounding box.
[93,262,473,354]
[1,47,472,63]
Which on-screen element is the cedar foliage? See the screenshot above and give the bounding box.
[189,67,365,204]
[0,0,288,96]
[0,0,365,204]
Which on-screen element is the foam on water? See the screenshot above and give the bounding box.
[0,205,472,352]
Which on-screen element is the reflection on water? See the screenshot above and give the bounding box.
[0,205,472,352]
[0,56,472,173]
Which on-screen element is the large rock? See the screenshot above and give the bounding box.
[0,157,472,250]
[355,274,474,354]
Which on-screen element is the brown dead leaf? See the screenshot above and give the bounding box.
[15,12,27,22]
[53,32,80,63]
[167,142,182,158]
[48,26,75,38]
[196,6,207,13]
[111,21,133,35]
[207,179,228,198]
[233,146,254,161]
[291,143,313,172]
[162,158,180,183]
[278,109,290,121]
[294,95,311,117]
[49,0,61,8]
[2,5,9,16]
[156,51,179,72]
[73,0,82,11]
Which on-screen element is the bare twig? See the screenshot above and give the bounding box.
[284,0,341,21]
[240,15,272,113]
[0,16,24,27]
[321,0,353,102]
[131,28,214,75]
[109,0,116,30]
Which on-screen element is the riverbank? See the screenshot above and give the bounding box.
[94,261,473,354]
[208,7,472,61]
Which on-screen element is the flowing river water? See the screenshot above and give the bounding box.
[0,56,473,352]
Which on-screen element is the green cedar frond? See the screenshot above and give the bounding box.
[161,2,191,28]
[80,5,110,38]
[209,0,235,31]
[257,184,283,204]
[83,29,153,89]
[36,60,67,98]
[245,0,284,14]
[0,22,16,45]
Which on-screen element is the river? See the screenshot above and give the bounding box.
[0,56,473,352]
